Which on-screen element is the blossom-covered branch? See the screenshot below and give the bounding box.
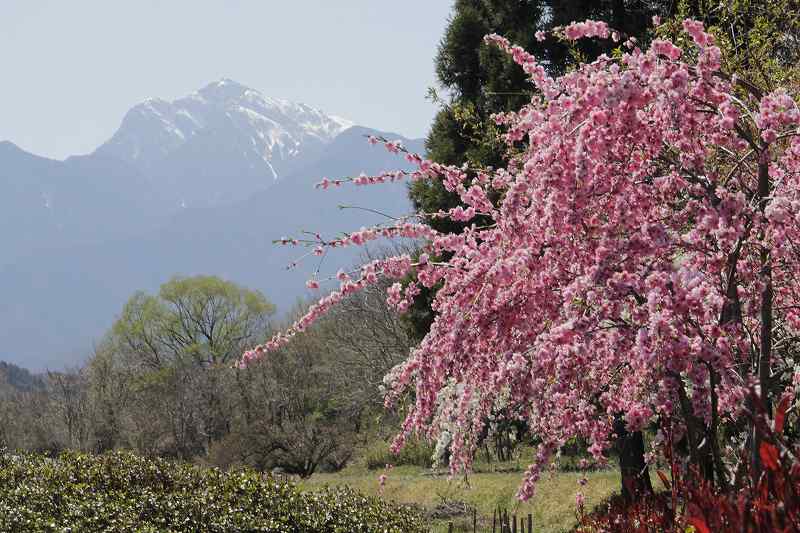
[243,19,800,500]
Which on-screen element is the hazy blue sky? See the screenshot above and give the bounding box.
[0,1,453,159]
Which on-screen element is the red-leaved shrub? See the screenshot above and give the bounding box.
[576,395,800,532]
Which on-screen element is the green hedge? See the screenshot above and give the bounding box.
[0,450,424,532]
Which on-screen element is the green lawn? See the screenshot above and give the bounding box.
[302,455,621,532]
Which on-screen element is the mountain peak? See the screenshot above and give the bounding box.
[97,80,353,169]
[94,81,356,208]
[197,78,251,102]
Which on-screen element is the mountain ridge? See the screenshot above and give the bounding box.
[0,82,423,371]
[93,79,354,207]
[0,80,372,266]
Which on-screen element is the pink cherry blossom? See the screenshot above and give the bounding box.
[243,19,800,502]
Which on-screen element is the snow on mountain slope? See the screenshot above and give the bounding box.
[97,79,352,177]
[0,80,359,263]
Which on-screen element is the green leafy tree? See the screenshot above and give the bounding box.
[113,275,274,368]
[662,0,800,89]
[110,275,274,457]
[227,281,415,477]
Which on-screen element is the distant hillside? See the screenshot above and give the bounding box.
[0,79,424,371]
[0,141,165,268]
[0,79,356,269]
[0,361,44,392]
[0,124,422,371]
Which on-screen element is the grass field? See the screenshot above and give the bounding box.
[302,451,621,532]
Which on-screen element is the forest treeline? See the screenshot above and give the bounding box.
[0,273,416,477]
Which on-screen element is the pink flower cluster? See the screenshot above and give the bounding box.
[682,19,714,47]
[239,254,415,363]
[317,171,410,188]
[243,20,800,502]
[756,89,800,143]
[681,20,721,74]
[651,39,682,61]
[563,20,610,41]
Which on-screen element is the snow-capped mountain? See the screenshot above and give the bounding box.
[0,80,423,371]
[96,79,354,207]
[0,80,359,265]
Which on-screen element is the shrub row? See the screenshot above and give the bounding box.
[0,450,425,532]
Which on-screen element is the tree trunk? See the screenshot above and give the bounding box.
[614,415,653,502]
[753,148,773,476]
